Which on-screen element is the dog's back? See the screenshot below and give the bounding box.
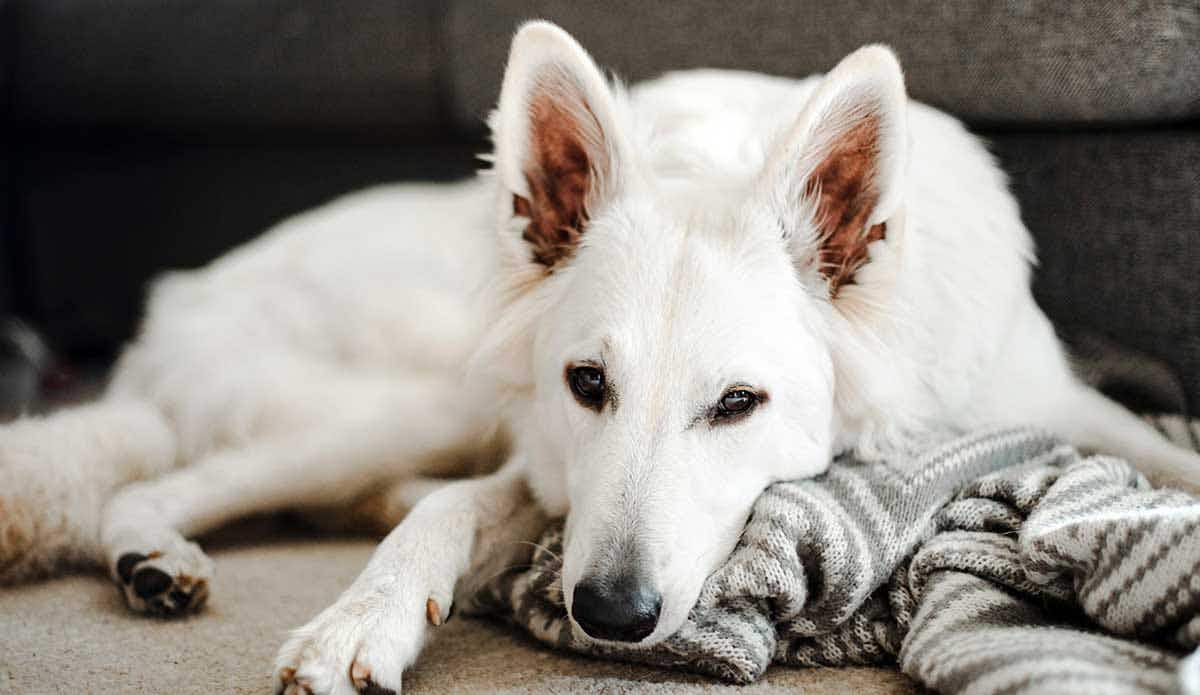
[628,69,1042,449]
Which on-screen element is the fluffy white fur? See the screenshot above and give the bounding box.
[0,21,1196,695]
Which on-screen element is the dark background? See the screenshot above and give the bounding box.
[2,1,1198,412]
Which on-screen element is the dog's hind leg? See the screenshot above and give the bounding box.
[298,476,465,537]
[100,373,500,616]
[0,399,176,584]
[981,306,1200,492]
[1038,383,1200,492]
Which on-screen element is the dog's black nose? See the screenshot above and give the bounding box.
[571,576,662,642]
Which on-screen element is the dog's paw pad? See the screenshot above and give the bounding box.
[132,564,173,597]
[112,544,212,617]
[116,552,147,583]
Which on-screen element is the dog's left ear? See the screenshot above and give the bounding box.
[760,45,908,297]
[492,22,630,271]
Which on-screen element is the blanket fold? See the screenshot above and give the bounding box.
[467,420,1200,695]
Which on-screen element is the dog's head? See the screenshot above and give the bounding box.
[479,22,908,646]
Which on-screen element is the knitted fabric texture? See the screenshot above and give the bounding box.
[466,418,1200,695]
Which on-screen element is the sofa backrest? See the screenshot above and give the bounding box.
[444,1,1200,133]
[3,1,1198,413]
[9,1,1199,137]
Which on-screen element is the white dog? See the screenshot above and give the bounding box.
[0,21,1196,695]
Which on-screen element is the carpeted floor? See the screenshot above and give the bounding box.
[0,519,917,694]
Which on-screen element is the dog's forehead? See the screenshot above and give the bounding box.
[586,191,767,286]
[585,221,742,311]
[569,203,802,367]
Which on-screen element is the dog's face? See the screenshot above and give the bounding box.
[485,23,907,645]
[531,196,836,644]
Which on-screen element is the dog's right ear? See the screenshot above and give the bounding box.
[758,45,908,299]
[492,22,629,271]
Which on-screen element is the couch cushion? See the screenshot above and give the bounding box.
[10,0,441,135]
[445,0,1200,131]
[990,129,1200,414]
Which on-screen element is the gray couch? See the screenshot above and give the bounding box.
[0,2,1197,693]
[3,0,1199,412]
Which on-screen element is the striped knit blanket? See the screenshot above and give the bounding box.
[469,418,1200,695]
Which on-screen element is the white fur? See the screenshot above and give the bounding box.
[0,21,1195,694]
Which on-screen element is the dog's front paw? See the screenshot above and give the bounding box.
[274,583,453,694]
[110,536,213,617]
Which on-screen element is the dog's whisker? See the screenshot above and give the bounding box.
[474,562,538,588]
[514,540,563,563]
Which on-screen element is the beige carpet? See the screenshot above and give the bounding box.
[0,521,917,694]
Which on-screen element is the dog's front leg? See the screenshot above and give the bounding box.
[274,462,546,695]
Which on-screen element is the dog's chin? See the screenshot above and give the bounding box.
[566,619,675,650]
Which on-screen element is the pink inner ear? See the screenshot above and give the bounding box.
[515,92,595,268]
[806,115,887,295]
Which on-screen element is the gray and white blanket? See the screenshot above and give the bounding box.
[468,419,1200,695]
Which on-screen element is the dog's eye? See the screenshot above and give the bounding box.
[714,388,759,422]
[567,365,606,410]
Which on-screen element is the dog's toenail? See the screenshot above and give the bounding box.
[426,597,442,626]
[116,553,147,584]
[350,660,373,689]
[133,566,173,598]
